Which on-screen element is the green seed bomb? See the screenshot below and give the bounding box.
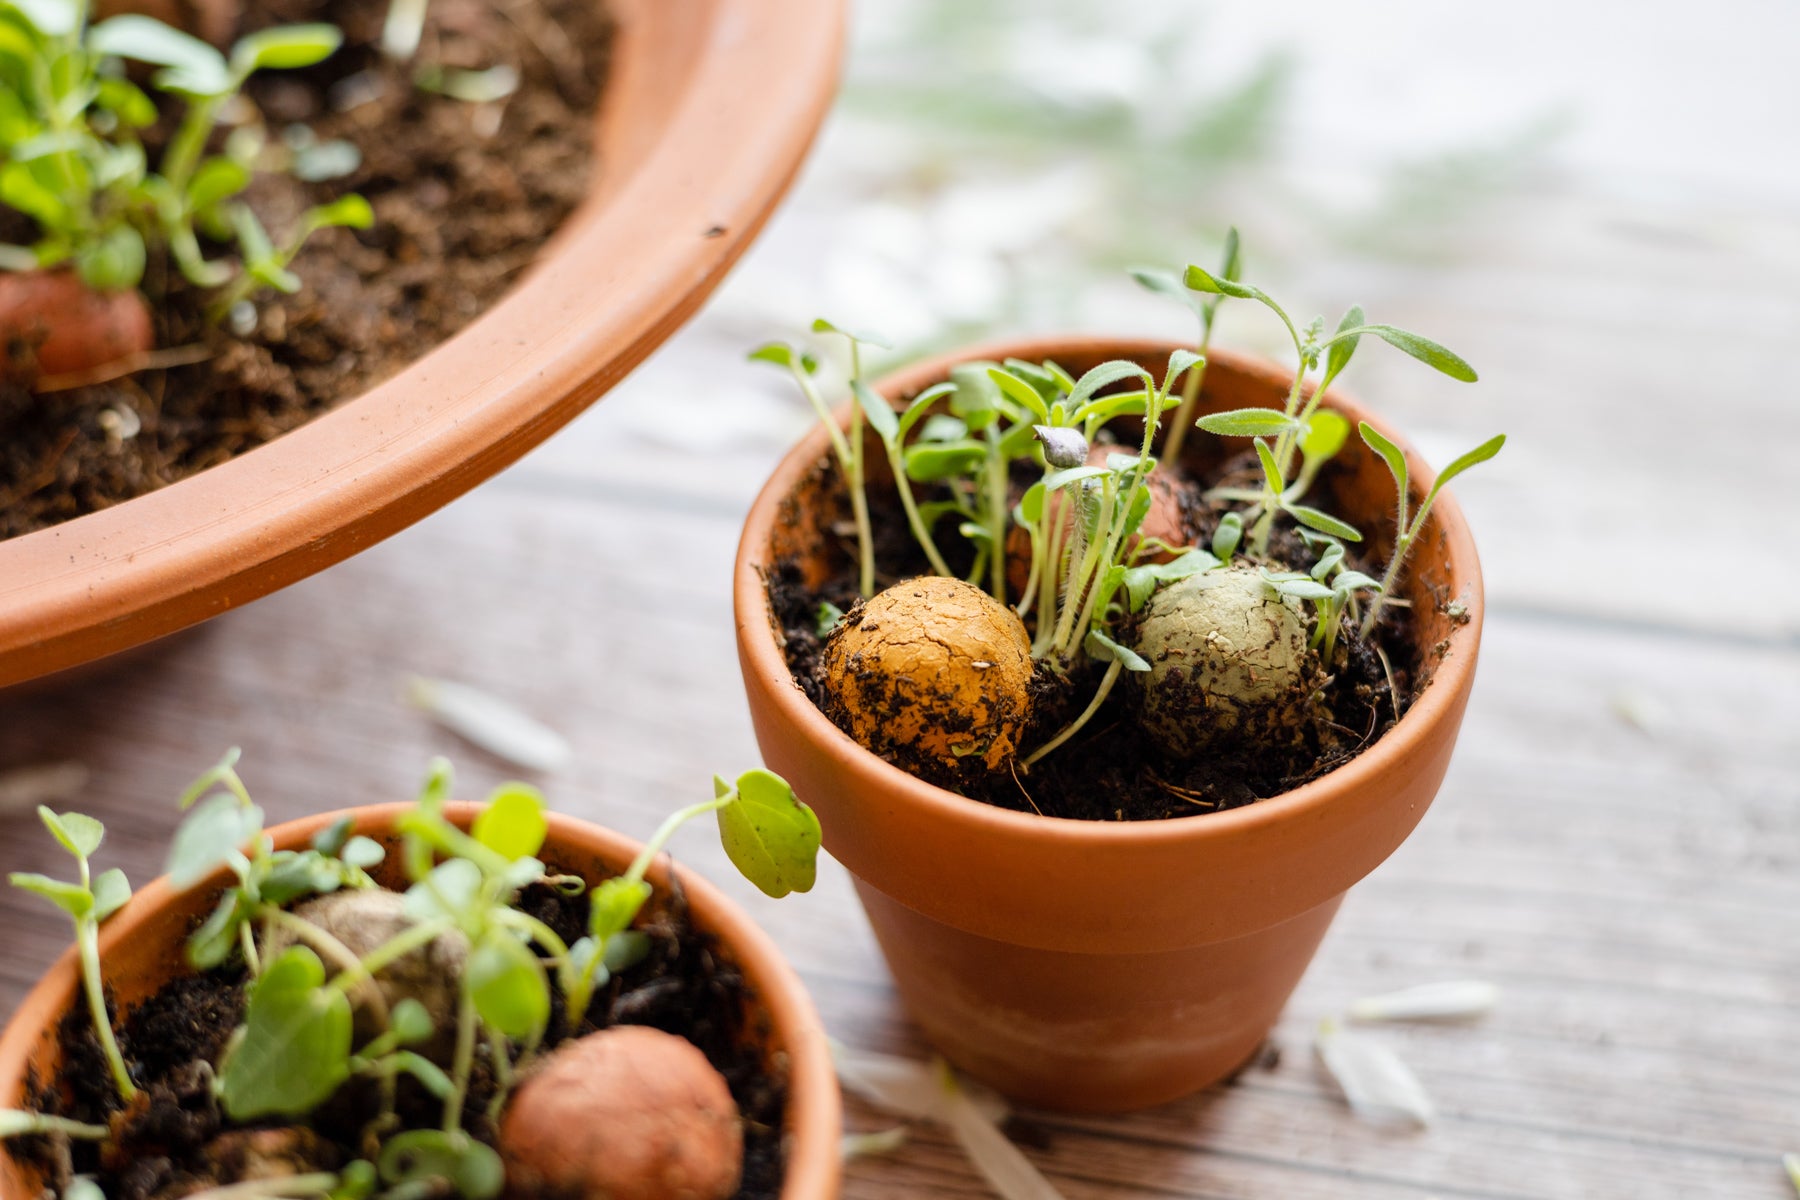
[1133,566,1313,756]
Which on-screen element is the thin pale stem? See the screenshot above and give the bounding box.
[885,443,952,577]
[985,429,1008,603]
[443,986,478,1132]
[624,797,732,886]
[1160,320,1213,468]
[1022,659,1125,767]
[78,918,135,1102]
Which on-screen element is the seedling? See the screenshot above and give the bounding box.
[1130,224,1241,466]
[0,5,369,310]
[1357,423,1506,636]
[8,807,135,1101]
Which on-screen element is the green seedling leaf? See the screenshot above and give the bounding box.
[95,76,158,127]
[1129,266,1203,315]
[948,362,1001,427]
[588,876,651,940]
[1269,575,1335,601]
[1300,410,1350,464]
[1018,481,1046,526]
[716,769,820,899]
[74,224,144,291]
[390,998,434,1046]
[852,379,899,443]
[1165,348,1204,390]
[386,1050,452,1100]
[1255,440,1285,494]
[916,413,967,443]
[468,930,549,1039]
[903,439,986,483]
[1152,549,1221,582]
[260,851,344,906]
[1122,566,1157,612]
[90,869,131,922]
[186,156,249,213]
[219,947,353,1120]
[1424,433,1507,503]
[985,366,1050,422]
[38,808,103,859]
[1359,324,1477,382]
[472,783,548,862]
[10,0,76,35]
[1325,305,1365,382]
[747,342,817,374]
[1042,464,1109,493]
[1212,511,1244,560]
[1196,408,1296,438]
[188,891,249,968]
[1219,225,1243,283]
[312,817,355,857]
[1183,262,1259,300]
[89,15,230,96]
[302,193,374,233]
[502,855,545,892]
[230,24,342,75]
[1085,629,1151,672]
[9,873,90,918]
[1068,360,1150,411]
[896,382,955,440]
[1286,504,1362,542]
[341,836,384,870]
[814,600,845,638]
[1358,422,1410,501]
[810,316,891,350]
[403,858,483,925]
[1335,570,1383,593]
[166,793,263,889]
[603,930,651,973]
[378,1130,503,1200]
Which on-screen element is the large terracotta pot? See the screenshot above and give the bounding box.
[0,0,844,690]
[734,337,1485,1113]
[0,805,842,1199]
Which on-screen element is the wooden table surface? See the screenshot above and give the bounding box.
[3,3,1798,1197]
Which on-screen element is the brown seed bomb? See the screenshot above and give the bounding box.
[822,575,1034,774]
[500,1026,742,1200]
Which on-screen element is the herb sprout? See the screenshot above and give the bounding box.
[0,5,368,310]
[7,807,135,1101]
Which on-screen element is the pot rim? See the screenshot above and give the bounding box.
[734,334,1485,851]
[0,0,845,688]
[0,803,843,1200]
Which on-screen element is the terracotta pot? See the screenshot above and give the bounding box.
[0,270,153,383]
[0,0,843,690]
[0,805,842,1199]
[734,337,1485,1113]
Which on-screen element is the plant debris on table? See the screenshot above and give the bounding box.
[0,0,613,539]
[757,233,1504,822]
[1,751,823,1200]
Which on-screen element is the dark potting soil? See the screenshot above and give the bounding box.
[0,0,612,540]
[770,445,1428,823]
[21,875,786,1200]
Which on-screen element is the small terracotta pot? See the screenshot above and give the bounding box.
[0,270,153,384]
[734,337,1485,1113]
[0,805,842,1199]
[0,0,843,689]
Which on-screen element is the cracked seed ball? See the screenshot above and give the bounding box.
[260,888,468,1057]
[1132,566,1313,755]
[822,575,1034,774]
[500,1026,742,1200]
[1005,446,1189,598]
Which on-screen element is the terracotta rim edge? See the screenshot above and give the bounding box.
[0,803,843,1200]
[734,336,1485,850]
[0,0,847,687]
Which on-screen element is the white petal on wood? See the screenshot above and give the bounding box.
[840,1127,909,1161]
[830,1040,1009,1124]
[406,677,572,772]
[0,762,89,817]
[938,1061,1069,1200]
[1315,1017,1436,1127]
[1349,980,1501,1022]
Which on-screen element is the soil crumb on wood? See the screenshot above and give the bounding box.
[0,0,612,539]
[24,875,785,1200]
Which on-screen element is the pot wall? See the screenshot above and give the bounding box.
[736,338,1485,1111]
[0,805,841,1200]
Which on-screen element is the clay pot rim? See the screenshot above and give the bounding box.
[0,802,843,1200]
[735,334,1485,849]
[0,0,845,688]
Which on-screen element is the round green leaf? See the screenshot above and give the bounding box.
[472,783,548,862]
[715,769,820,899]
[467,931,549,1040]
